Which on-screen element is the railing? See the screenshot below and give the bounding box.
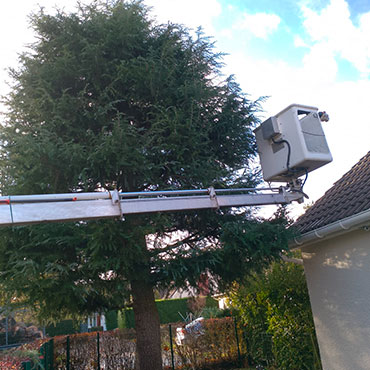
[0,343,23,351]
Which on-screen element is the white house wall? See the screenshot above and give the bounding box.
[302,228,370,370]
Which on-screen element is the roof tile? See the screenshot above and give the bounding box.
[295,151,370,234]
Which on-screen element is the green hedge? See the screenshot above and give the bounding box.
[45,320,80,337]
[157,297,189,323]
[230,260,322,369]
[118,308,135,329]
[205,296,218,309]
[44,297,219,334]
[105,310,118,331]
[118,296,219,329]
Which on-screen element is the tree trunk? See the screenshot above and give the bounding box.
[132,278,163,370]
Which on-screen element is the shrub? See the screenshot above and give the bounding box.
[230,259,322,369]
[118,308,135,329]
[157,297,190,323]
[172,317,243,369]
[0,339,47,370]
[45,319,80,337]
[201,307,232,319]
[105,310,118,331]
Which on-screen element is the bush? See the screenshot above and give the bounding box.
[230,259,322,369]
[172,317,243,369]
[200,306,232,319]
[0,339,47,370]
[105,310,118,331]
[45,319,79,337]
[118,308,135,329]
[157,297,190,323]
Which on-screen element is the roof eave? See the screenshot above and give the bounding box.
[290,208,370,249]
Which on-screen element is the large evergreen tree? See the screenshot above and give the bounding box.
[0,2,291,369]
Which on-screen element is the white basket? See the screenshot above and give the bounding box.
[254,104,332,182]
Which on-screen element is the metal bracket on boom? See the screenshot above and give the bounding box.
[110,190,123,220]
[208,187,220,210]
[282,178,307,204]
[0,185,305,227]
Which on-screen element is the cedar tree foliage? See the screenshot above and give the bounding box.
[0,2,291,368]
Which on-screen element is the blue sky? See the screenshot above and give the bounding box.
[1,0,370,217]
[144,0,370,216]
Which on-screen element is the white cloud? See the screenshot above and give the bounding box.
[1,0,368,220]
[301,0,370,77]
[144,0,222,35]
[222,47,370,217]
[302,42,338,83]
[294,35,308,48]
[236,12,281,39]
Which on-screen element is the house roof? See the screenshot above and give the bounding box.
[295,151,370,235]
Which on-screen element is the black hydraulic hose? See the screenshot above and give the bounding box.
[272,138,291,170]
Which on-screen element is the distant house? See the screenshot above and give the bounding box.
[157,273,212,300]
[292,151,370,370]
[86,313,106,332]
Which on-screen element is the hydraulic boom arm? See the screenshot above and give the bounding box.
[0,103,331,227]
[0,186,304,227]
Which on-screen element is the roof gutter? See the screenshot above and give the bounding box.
[280,253,303,265]
[291,208,370,249]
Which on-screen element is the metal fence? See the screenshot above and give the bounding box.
[21,317,243,370]
[22,339,54,370]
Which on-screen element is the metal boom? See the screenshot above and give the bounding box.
[0,186,304,227]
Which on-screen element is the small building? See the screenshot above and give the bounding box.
[293,151,370,370]
[86,313,106,332]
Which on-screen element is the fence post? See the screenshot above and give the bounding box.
[66,336,70,370]
[244,332,252,366]
[44,340,50,370]
[40,342,46,370]
[234,317,242,367]
[5,316,8,346]
[22,361,31,370]
[97,332,100,370]
[49,338,54,370]
[169,324,175,370]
